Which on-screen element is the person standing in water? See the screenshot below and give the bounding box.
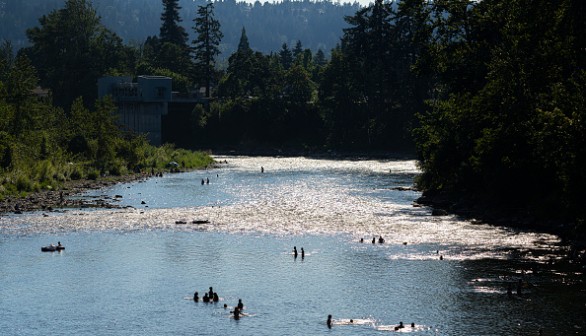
[261,166,264,173]
[293,246,298,258]
[301,247,305,259]
[327,315,332,328]
[237,299,243,310]
[193,291,199,302]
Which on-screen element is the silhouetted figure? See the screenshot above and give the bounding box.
[372,237,376,244]
[411,322,415,328]
[233,306,241,319]
[360,238,364,243]
[224,304,228,309]
[213,293,219,302]
[206,178,209,184]
[193,291,199,302]
[237,299,243,310]
[440,255,443,260]
[203,293,210,302]
[378,236,385,244]
[293,246,298,258]
[201,179,205,185]
[398,322,405,329]
[327,315,332,328]
[208,287,214,298]
[301,247,305,259]
[261,166,264,173]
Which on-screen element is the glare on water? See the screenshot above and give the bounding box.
[0,156,583,336]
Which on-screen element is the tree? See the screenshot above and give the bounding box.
[192,2,223,98]
[160,0,189,48]
[24,0,127,109]
[279,43,293,70]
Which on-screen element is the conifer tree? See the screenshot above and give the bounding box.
[160,0,188,48]
[192,2,223,98]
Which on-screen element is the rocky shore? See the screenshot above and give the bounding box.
[0,174,149,215]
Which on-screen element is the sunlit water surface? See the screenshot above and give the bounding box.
[1,156,584,335]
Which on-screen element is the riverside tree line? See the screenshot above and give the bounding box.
[1,0,585,232]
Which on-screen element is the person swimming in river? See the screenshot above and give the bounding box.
[261,166,264,173]
[327,315,332,328]
[237,299,243,310]
[201,179,204,185]
[293,246,298,258]
[233,306,241,319]
[213,293,219,302]
[202,293,210,302]
[372,237,376,244]
[398,321,405,329]
[378,236,385,244]
[193,291,199,302]
[301,247,305,259]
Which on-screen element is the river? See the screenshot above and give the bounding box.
[0,156,584,335]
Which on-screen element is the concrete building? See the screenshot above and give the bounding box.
[98,76,173,146]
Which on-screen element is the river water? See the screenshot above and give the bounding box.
[0,156,584,335]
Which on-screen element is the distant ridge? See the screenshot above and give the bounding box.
[0,0,361,56]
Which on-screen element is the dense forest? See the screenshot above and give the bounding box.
[1,0,585,234]
[0,0,361,55]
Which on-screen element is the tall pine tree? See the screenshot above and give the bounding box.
[160,0,188,48]
[192,2,222,98]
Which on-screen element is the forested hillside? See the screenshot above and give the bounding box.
[0,0,360,55]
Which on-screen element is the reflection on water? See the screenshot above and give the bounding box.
[0,156,584,336]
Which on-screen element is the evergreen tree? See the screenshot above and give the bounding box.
[192,2,223,98]
[160,0,188,48]
[279,43,293,70]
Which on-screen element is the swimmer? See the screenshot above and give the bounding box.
[411,322,415,328]
[261,166,264,173]
[213,293,219,302]
[378,235,384,244]
[208,287,214,298]
[301,247,305,259]
[206,177,209,184]
[237,299,243,310]
[350,319,354,323]
[398,321,405,329]
[293,246,298,258]
[360,238,364,243]
[372,237,376,244]
[202,293,210,302]
[193,291,199,302]
[233,306,241,319]
[440,255,443,260]
[327,315,332,328]
[224,303,228,309]
[201,179,204,185]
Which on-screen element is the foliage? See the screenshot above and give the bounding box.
[22,0,130,110]
[413,0,586,225]
[192,2,223,98]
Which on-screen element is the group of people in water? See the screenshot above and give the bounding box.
[193,286,219,303]
[359,236,385,244]
[292,246,305,258]
[327,315,416,331]
[193,287,245,319]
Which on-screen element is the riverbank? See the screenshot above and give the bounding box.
[0,173,150,215]
[416,190,586,262]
